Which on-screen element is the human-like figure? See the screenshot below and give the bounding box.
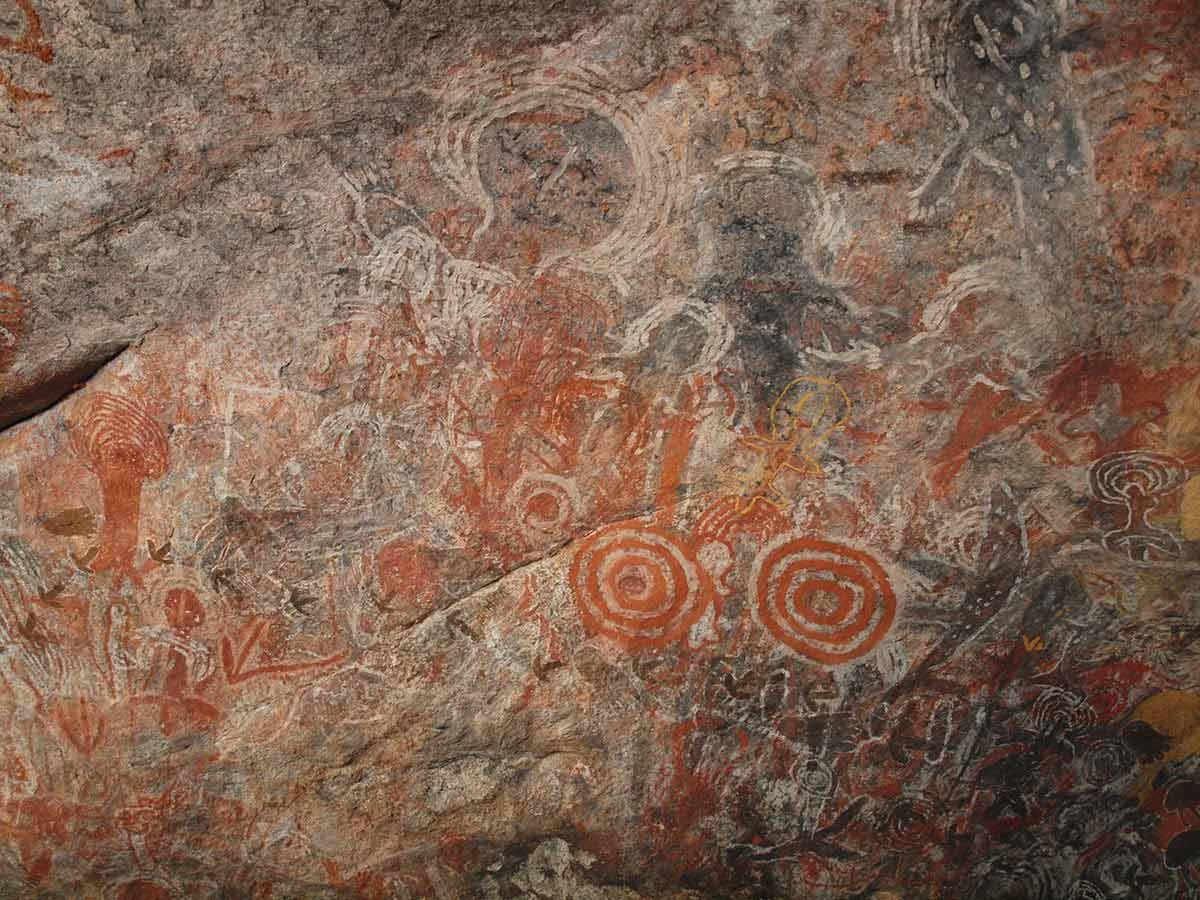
[69,393,169,584]
[133,588,218,736]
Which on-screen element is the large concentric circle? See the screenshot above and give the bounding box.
[570,523,711,650]
[750,535,896,665]
[434,62,683,280]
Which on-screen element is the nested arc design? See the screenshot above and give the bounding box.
[1088,450,1187,504]
[69,392,170,479]
[506,471,582,545]
[570,523,712,650]
[434,62,683,280]
[750,534,896,665]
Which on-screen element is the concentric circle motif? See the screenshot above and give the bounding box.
[570,523,712,650]
[1088,451,1187,504]
[750,535,896,665]
[1068,882,1107,900]
[1028,686,1097,736]
[1080,739,1134,787]
[968,857,1058,900]
[434,62,683,281]
[506,472,582,545]
[792,756,837,799]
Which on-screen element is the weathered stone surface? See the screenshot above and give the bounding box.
[1,0,1199,896]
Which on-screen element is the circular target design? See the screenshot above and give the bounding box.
[879,795,943,850]
[1029,687,1096,736]
[1068,882,1107,900]
[1080,739,1134,787]
[793,756,837,798]
[506,472,582,544]
[750,535,896,665]
[434,63,683,280]
[969,858,1058,900]
[1088,451,1186,503]
[570,523,711,650]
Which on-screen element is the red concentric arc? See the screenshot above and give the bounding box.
[570,523,712,650]
[750,535,896,665]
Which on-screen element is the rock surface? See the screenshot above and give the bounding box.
[1,0,1199,896]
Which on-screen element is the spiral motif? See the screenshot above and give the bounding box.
[507,473,581,544]
[1089,451,1187,504]
[570,523,711,650]
[1028,687,1097,736]
[1080,739,1134,787]
[750,535,896,665]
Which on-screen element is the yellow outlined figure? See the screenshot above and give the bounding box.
[725,376,852,515]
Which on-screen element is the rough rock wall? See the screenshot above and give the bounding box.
[1,0,1199,897]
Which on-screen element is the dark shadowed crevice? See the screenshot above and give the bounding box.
[0,340,131,435]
